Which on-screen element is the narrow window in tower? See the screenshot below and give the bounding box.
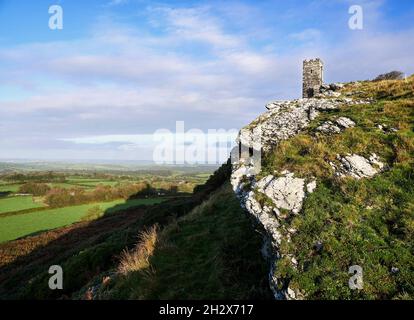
[249,147,254,157]
[239,142,242,159]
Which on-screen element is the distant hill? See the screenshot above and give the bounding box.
[0,160,218,174]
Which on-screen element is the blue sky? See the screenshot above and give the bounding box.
[0,0,413,161]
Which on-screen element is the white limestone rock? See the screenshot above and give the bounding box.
[335,117,355,128]
[337,154,384,179]
[244,191,282,247]
[230,165,255,193]
[369,153,385,170]
[317,121,342,134]
[257,172,305,214]
[317,117,355,134]
[306,180,317,193]
[241,98,349,153]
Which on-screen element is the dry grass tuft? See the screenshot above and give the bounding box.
[117,225,159,275]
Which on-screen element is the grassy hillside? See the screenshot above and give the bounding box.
[80,183,271,300]
[262,76,414,299]
[0,162,270,300]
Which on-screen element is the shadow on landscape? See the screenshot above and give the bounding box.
[0,191,12,198]
[0,164,266,299]
[0,163,232,299]
[105,188,191,214]
[96,185,273,300]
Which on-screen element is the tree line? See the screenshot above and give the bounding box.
[3,172,66,183]
[17,182,183,208]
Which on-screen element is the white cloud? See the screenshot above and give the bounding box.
[290,28,322,43]
[1,2,413,160]
[149,6,244,49]
[105,0,129,7]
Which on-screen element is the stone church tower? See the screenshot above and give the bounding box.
[302,58,323,98]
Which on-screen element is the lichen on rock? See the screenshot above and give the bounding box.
[256,172,306,214]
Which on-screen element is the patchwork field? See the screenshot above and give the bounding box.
[0,184,21,193]
[0,196,44,214]
[0,177,131,193]
[0,198,164,243]
[0,169,213,245]
[50,178,122,189]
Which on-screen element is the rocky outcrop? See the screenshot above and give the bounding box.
[230,96,383,300]
[316,82,344,98]
[239,98,349,153]
[256,171,311,214]
[336,117,355,128]
[231,98,343,299]
[377,123,398,133]
[331,153,384,179]
[316,121,342,134]
[316,116,355,134]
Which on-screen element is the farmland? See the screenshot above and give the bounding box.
[0,196,44,214]
[0,198,164,243]
[0,184,20,193]
[0,161,272,300]
[0,166,214,244]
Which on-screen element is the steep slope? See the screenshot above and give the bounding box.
[79,183,271,300]
[231,76,414,299]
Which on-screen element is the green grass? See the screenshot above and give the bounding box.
[97,183,271,300]
[0,196,44,214]
[48,182,85,189]
[0,198,164,243]
[67,178,120,187]
[264,76,414,299]
[260,76,414,181]
[278,164,414,299]
[0,184,21,193]
[195,173,212,178]
[0,179,124,194]
[49,179,120,189]
[74,181,119,187]
[105,198,165,214]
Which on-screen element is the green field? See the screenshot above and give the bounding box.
[0,198,164,243]
[0,178,129,194]
[0,196,44,214]
[49,179,121,189]
[0,184,21,193]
